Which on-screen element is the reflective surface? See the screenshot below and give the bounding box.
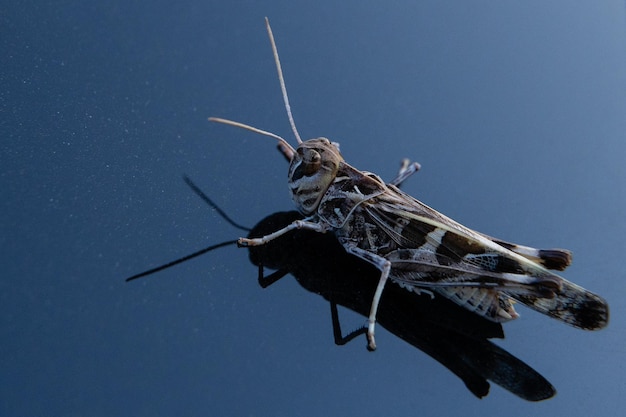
[2,1,626,415]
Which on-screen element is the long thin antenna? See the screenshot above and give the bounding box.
[208,117,296,155]
[265,17,303,144]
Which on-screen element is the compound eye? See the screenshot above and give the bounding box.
[303,149,321,175]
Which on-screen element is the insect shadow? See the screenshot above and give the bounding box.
[126,177,556,401]
[247,210,555,401]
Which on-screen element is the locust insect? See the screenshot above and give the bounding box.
[210,18,609,351]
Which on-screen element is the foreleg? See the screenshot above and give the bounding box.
[238,219,329,247]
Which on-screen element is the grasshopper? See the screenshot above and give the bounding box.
[210,18,609,351]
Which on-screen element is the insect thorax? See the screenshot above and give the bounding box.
[288,137,343,215]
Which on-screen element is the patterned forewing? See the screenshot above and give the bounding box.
[363,189,560,285]
[361,186,608,329]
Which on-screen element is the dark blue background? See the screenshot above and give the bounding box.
[2,1,625,415]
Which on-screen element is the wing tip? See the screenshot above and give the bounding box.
[576,294,610,330]
[538,249,572,271]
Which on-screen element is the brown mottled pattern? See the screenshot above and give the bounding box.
[274,135,608,331]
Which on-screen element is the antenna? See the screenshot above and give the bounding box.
[208,18,303,154]
[208,117,296,155]
[265,17,303,144]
